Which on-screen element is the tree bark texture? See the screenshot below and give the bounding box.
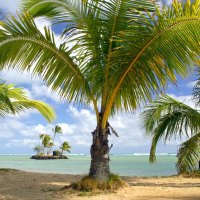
[89,123,111,181]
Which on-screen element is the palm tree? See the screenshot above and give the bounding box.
[33,144,43,156]
[60,141,71,156]
[0,81,55,122]
[52,125,62,144]
[50,125,63,153]
[40,134,53,155]
[142,95,200,173]
[0,0,199,180]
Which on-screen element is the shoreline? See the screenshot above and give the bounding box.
[0,168,200,200]
[0,167,178,177]
[0,168,176,178]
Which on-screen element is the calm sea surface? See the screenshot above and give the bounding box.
[0,154,177,176]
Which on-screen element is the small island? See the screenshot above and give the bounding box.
[30,155,68,160]
[31,125,71,160]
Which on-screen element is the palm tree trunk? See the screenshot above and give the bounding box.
[89,124,110,181]
[50,132,56,153]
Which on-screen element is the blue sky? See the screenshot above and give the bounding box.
[0,0,198,155]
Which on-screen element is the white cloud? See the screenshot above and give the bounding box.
[5,139,38,148]
[31,84,61,102]
[186,80,197,88]
[167,93,195,109]
[0,0,19,12]
[57,123,76,135]
[0,119,43,139]
[0,69,42,85]
[0,70,61,103]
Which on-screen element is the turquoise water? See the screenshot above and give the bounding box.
[0,154,177,176]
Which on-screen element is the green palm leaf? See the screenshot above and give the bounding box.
[0,13,91,105]
[11,100,55,122]
[0,81,15,114]
[102,0,200,125]
[54,125,62,133]
[60,141,71,154]
[142,95,200,163]
[177,132,200,173]
[0,81,55,122]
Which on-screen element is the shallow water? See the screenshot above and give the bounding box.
[0,154,177,176]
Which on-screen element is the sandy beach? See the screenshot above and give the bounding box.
[0,169,199,200]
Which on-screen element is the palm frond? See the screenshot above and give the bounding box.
[0,81,55,122]
[102,0,200,126]
[0,13,92,105]
[0,81,15,113]
[11,100,55,123]
[54,125,62,133]
[21,0,85,23]
[176,132,200,173]
[142,95,200,162]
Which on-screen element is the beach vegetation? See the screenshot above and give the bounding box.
[52,125,62,144]
[40,134,53,155]
[72,173,125,192]
[32,125,71,158]
[60,141,71,156]
[0,0,200,180]
[33,145,44,156]
[50,125,63,152]
[142,73,200,173]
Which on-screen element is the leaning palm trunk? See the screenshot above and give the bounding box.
[90,125,110,180]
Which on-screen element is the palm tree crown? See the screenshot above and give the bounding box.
[60,141,71,155]
[0,0,199,126]
[52,125,62,141]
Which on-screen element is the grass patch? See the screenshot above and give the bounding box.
[71,173,125,192]
[0,168,19,172]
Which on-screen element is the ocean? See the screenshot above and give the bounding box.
[0,154,177,176]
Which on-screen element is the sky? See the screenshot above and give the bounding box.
[0,0,198,155]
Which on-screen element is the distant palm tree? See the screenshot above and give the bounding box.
[60,141,71,156]
[33,144,43,156]
[50,125,63,153]
[0,0,200,180]
[40,134,53,155]
[52,125,62,144]
[142,95,200,173]
[0,81,55,122]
